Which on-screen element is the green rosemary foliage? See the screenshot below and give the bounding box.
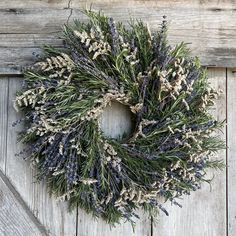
[14,10,225,226]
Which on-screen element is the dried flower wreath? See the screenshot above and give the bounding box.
[14,10,224,226]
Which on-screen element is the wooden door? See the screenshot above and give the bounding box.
[0,1,235,235]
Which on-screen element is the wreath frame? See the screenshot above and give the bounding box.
[14,10,225,226]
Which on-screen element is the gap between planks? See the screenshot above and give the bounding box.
[0,68,230,236]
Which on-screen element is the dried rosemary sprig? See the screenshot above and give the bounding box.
[14,10,225,226]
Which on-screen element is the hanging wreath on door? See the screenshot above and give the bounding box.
[14,10,224,226]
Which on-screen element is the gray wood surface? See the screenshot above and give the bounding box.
[1,0,236,74]
[5,78,77,236]
[100,101,134,139]
[76,102,151,236]
[153,68,227,236]
[0,78,8,170]
[77,209,151,236]
[0,68,229,235]
[0,169,46,236]
[0,78,46,236]
[2,78,151,236]
[0,1,234,235]
[227,68,236,236]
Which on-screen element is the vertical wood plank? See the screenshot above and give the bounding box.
[77,102,151,236]
[100,101,134,139]
[6,78,77,236]
[0,78,8,171]
[153,68,227,236]
[227,68,236,236]
[77,209,150,236]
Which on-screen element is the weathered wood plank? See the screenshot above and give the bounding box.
[153,68,227,236]
[100,101,134,139]
[2,0,236,9]
[77,207,151,236]
[0,78,8,170]
[1,1,236,74]
[5,78,77,236]
[0,0,68,8]
[1,9,70,34]
[0,48,42,75]
[77,101,151,236]
[227,68,236,236]
[1,0,236,9]
[0,169,46,236]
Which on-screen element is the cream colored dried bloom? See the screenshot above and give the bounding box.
[79,178,98,185]
[74,30,111,60]
[130,102,143,113]
[35,53,74,74]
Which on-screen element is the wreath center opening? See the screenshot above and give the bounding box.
[99,101,134,140]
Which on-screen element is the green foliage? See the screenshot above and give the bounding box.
[14,10,225,226]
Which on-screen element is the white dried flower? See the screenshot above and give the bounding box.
[79,178,98,185]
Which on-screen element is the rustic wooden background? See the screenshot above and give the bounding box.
[0,1,235,236]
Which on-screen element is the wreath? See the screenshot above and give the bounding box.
[14,10,224,226]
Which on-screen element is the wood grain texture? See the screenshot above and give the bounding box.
[0,78,8,170]
[77,205,151,236]
[0,0,232,232]
[1,0,236,74]
[77,101,151,236]
[5,78,77,236]
[1,0,236,9]
[100,101,134,139]
[0,72,229,235]
[0,169,46,236]
[227,68,236,236]
[153,68,227,236]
